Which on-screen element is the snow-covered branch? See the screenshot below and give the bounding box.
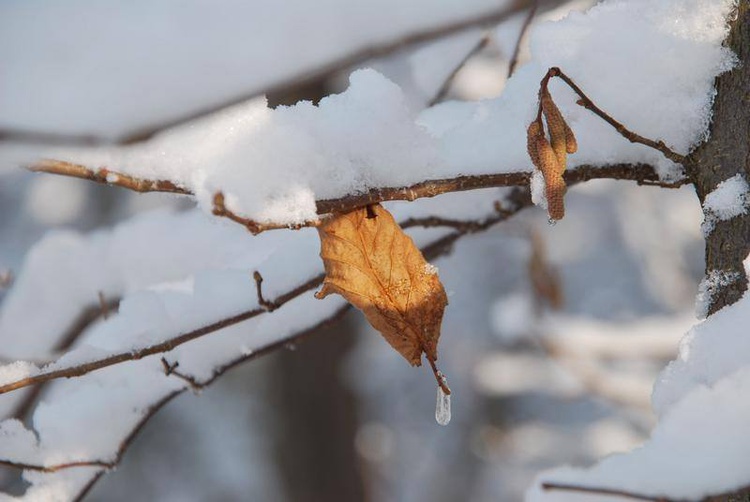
[30,159,685,234]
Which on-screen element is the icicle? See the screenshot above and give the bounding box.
[435,374,451,426]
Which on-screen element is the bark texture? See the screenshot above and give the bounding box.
[686,1,750,315]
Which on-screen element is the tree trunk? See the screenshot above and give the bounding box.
[686,1,750,316]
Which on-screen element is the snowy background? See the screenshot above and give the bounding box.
[0,0,747,501]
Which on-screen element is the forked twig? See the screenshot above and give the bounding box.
[212,192,321,235]
[253,271,279,312]
[160,358,204,391]
[537,68,687,165]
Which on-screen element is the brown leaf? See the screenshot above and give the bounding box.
[315,204,448,369]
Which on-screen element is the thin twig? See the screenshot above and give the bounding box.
[427,34,490,107]
[7,296,121,422]
[507,0,538,78]
[540,67,687,164]
[212,193,322,235]
[427,357,452,395]
[253,271,279,312]
[97,292,110,320]
[541,482,675,501]
[0,274,324,396]
[160,358,203,391]
[0,458,114,474]
[53,297,122,353]
[401,216,487,232]
[28,159,190,194]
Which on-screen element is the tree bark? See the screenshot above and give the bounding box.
[686,1,750,316]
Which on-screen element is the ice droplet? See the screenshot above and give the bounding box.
[435,377,451,426]
[547,217,557,226]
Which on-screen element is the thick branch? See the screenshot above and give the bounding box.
[31,158,680,234]
[215,163,683,233]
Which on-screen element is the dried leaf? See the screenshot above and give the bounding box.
[315,204,448,367]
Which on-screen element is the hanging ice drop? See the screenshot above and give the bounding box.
[435,375,451,426]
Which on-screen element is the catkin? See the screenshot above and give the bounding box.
[527,120,544,167]
[527,118,566,221]
[545,173,566,221]
[541,90,571,172]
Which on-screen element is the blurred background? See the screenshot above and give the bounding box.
[0,1,705,500]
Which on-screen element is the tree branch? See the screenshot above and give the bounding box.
[0,274,324,396]
[0,169,691,497]
[1,206,509,485]
[1,0,559,147]
[542,481,750,502]
[6,296,121,422]
[541,482,675,501]
[538,67,687,165]
[0,459,113,474]
[27,160,190,195]
[427,35,490,107]
[507,0,538,78]
[30,159,683,235]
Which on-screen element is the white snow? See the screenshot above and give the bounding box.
[531,255,750,501]
[530,366,750,501]
[695,269,742,319]
[701,174,750,234]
